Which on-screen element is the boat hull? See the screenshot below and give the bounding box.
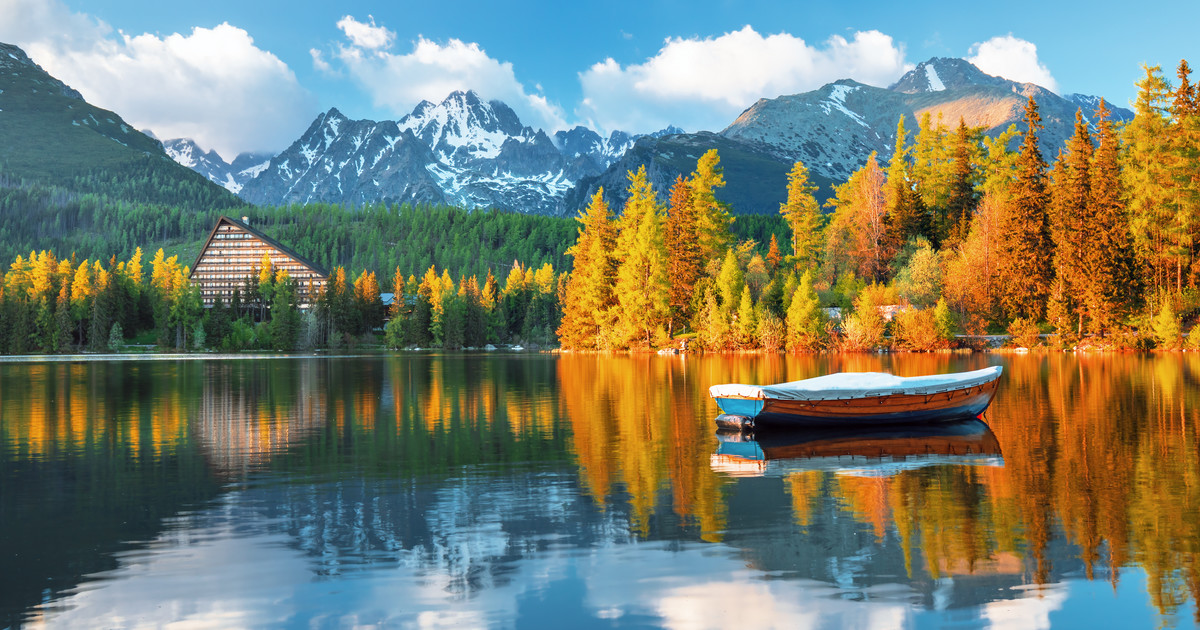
[713,374,1000,428]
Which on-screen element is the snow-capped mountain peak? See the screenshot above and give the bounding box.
[237,92,659,214]
[160,138,271,194]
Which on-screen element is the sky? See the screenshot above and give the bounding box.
[0,0,1195,161]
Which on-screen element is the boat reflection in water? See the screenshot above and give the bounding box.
[710,417,1003,478]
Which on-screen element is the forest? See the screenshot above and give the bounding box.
[1,61,1198,354]
[558,61,1200,352]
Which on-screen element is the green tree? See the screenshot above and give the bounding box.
[691,149,731,263]
[779,160,823,269]
[785,269,825,352]
[885,115,931,248]
[943,118,980,246]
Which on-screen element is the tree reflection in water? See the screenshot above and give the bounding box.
[0,352,1198,627]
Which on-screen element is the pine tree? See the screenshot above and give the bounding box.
[997,96,1053,320]
[779,160,822,269]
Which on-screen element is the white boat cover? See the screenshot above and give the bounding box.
[709,366,1002,402]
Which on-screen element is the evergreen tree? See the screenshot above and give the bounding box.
[885,115,931,247]
[1048,110,1093,335]
[1086,99,1140,334]
[943,118,980,246]
[54,284,72,352]
[997,96,1053,320]
[779,160,822,269]
[268,270,300,350]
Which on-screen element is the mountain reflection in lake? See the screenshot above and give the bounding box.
[1,353,1197,628]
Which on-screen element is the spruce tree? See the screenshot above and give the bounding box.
[1048,110,1093,334]
[997,96,1053,320]
[1087,99,1140,333]
[943,118,980,247]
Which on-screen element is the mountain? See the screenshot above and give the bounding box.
[571,57,1136,215]
[0,42,238,209]
[239,91,648,215]
[160,138,271,194]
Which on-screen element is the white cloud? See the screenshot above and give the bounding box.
[577,26,912,135]
[0,0,314,160]
[967,35,1059,93]
[336,15,394,51]
[324,18,567,133]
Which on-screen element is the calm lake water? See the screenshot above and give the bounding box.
[2,352,1199,629]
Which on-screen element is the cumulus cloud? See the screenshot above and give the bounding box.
[967,35,1059,93]
[0,0,314,159]
[323,17,567,133]
[336,15,393,51]
[577,26,912,135]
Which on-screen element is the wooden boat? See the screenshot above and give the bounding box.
[709,365,1002,430]
[710,417,1003,477]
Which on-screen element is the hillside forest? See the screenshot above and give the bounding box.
[558,62,1200,352]
[0,62,1198,354]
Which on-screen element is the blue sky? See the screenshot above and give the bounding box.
[1,0,1195,159]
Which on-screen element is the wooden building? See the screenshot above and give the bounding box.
[189,216,328,309]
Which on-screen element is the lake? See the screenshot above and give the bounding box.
[1,352,1198,629]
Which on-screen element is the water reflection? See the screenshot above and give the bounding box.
[711,418,1003,477]
[0,353,1197,627]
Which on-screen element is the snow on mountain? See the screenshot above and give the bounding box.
[925,65,946,91]
[161,138,272,194]
[1064,93,1135,124]
[238,91,658,215]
